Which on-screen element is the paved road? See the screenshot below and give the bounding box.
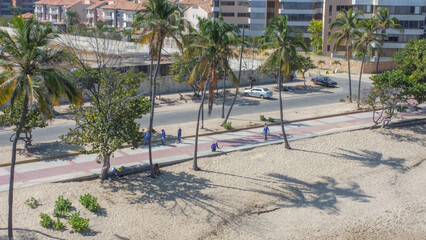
[0,75,373,146]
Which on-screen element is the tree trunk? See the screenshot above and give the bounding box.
[346,45,352,103]
[277,67,291,149]
[358,50,366,109]
[148,34,165,178]
[221,67,227,118]
[303,72,306,88]
[193,76,210,171]
[201,99,204,129]
[223,27,245,125]
[375,34,384,74]
[8,94,29,239]
[100,152,111,180]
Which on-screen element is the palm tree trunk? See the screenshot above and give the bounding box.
[221,67,227,118]
[358,50,367,109]
[148,34,165,178]
[8,94,29,239]
[277,67,291,149]
[193,75,210,171]
[223,27,245,125]
[375,35,384,74]
[201,100,204,129]
[346,45,352,103]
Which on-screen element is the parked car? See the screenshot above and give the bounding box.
[243,87,273,99]
[311,76,338,87]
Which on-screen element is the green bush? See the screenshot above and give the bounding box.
[40,213,53,228]
[339,98,345,102]
[260,115,266,121]
[68,212,89,232]
[25,197,39,209]
[223,122,232,130]
[53,195,72,218]
[53,218,64,230]
[80,194,101,213]
[267,117,274,123]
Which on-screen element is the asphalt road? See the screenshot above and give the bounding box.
[0,76,373,146]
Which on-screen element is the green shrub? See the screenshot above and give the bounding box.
[267,117,274,123]
[260,115,266,121]
[40,213,53,228]
[53,208,69,218]
[339,98,345,102]
[68,212,89,232]
[223,122,232,130]
[53,195,72,218]
[53,218,64,230]
[80,193,101,213]
[25,197,39,209]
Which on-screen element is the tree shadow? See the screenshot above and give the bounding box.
[377,124,426,147]
[0,228,66,240]
[18,141,81,159]
[284,85,335,95]
[331,149,406,170]
[251,174,371,214]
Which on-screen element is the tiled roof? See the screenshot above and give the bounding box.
[179,0,212,14]
[34,0,95,8]
[87,1,106,10]
[101,0,144,11]
[21,13,34,19]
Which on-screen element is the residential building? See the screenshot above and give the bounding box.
[34,0,96,25]
[101,0,143,29]
[0,0,37,17]
[179,0,212,29]
[0,0,13,16]
[86,0,107,27]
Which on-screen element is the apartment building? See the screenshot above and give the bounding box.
[86,0,106,27]
[0,0,36,17]
[101,0,143,29]
[34,0,95,24]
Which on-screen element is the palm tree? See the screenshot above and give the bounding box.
[374,8,403,73]
[133,0,184,177]
[0,16,81,239]
[353,17,383,108]
[332,60,341,70]
[260,15,308,149]
[186,17,239,170]
[317,60,325,68]
[65,10,81,28]
[329,8,363,103]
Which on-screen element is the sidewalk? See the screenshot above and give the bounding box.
[0,107,424,192]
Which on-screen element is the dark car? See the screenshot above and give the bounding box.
[311,76,338,87]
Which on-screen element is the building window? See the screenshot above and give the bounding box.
[267,2,274,8]
[336,5,351,11]
[287,14,313,21]
[329,5,332,15]
[327,45,330,51]
[399,20,422,29]
[237,24,250,28]
[221,1,235,6]
[237,1,248,6]
[237,12,250,17]
[328,32,330,36]
[221,12,235,17]
[328,18,331,24]
[283,2,313,9]
[388,36,398,42]
[251,12,265,19]
[250,1,266,8]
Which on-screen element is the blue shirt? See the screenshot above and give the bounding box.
[161,131,166,138]
[145,133,149,140]
[211,143,216,150]
[177,129,182,137]
[264,126,269,133]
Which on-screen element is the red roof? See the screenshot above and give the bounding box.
[101,0,144,11]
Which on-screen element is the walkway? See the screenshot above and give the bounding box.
[0,107,424,192]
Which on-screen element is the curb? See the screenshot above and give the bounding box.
[0,108,385,168]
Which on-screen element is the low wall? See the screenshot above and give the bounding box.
[306,55,396,74]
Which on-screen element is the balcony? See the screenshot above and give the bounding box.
[104,15,113,20]
[49,9,58,15]
[248,7,267,13]
[124,17,133,22]
[212,7,220,12]
[278,9,319,15]
[35,8,43,13]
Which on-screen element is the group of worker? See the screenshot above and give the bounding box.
[143,123,272,152]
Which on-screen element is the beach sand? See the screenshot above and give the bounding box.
[0,124,425,239]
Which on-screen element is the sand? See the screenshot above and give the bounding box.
[0,124,425,239]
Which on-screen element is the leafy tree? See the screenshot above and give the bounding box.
[261,15,308,149]
[61,69,150,180]
[95,20,107,30]
[65,10,81,28]
[353,17,383,108]
[329,8,363,103]
[169,52,201,95]
[296,55,316,88]
[371,39,426,104]
[9,6,22,16]
[308,20,322,55]
[133,0,184,177]
[373,8,402,73]
[0,16,81,239]
[0,99,48,147]
[0,17,8,26]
